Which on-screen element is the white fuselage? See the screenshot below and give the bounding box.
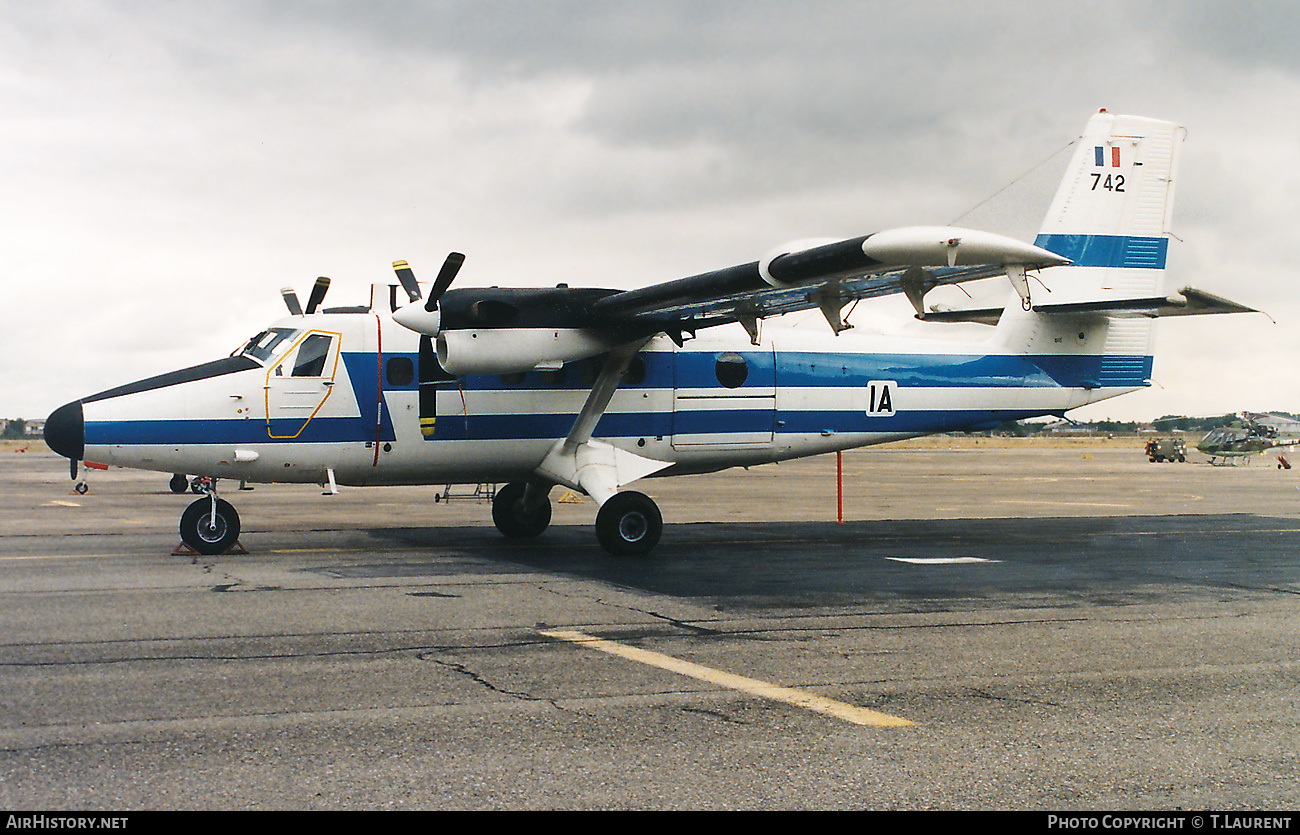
[75,311,1134,488]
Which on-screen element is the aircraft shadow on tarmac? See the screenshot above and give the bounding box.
[352,514,1300,608]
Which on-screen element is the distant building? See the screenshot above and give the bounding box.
[1,419,45,439]
[1041,420,1095,436]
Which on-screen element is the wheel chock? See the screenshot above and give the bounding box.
[171,541,248,556]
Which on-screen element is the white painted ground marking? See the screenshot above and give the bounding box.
[541,628,914,727]
[886,556,999,565]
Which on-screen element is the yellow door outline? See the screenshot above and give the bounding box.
[265,330,342,439]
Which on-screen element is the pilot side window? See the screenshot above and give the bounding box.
[292,334,334,377]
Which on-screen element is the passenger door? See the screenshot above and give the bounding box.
[671,344,776,448]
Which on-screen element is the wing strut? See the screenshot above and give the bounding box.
[535,338,670,506]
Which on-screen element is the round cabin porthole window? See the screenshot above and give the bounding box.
[385,356,415,387]
[715,352,748,388]
[623,356,646,385]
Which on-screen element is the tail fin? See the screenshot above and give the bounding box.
[995,111,1186,391]
[1034,110,1185,303]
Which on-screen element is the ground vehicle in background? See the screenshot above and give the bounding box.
[1145,437,1187,463]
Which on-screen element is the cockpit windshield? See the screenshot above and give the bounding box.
[1202,428,1246,446]
[236,328,300,364]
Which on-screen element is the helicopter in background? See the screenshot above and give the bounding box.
[1197,413,1300,465]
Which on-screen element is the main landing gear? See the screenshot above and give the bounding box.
[491,481,552,538]
[492,481,663,556]
[595,490,662,556]
[179,489,241,555]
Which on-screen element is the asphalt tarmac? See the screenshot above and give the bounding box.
[1,440,1297,810]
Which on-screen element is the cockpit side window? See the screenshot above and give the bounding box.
[291,334,333,377]
[241,328,300,363]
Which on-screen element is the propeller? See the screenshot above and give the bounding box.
[304,276,331,314]
[281,287,303,316]
[392,260,421,303]
[425,252,465,312]
[390,253,465,337]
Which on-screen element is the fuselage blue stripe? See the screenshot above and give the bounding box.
[380,351,1153,393]
[84,406,1070,446]
[1034,234,1168,270]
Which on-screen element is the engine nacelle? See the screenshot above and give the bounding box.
[757,226,1069,289]
[758,238,840,287]
[436,328,624,376]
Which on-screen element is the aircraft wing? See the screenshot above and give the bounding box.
[922,286,1258,325]
[393,226,1068,350]
[589,226,1064,338]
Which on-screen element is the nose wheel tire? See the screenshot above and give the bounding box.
[180,497,241,555]
[595,491,662,556]
[492,481,552,539]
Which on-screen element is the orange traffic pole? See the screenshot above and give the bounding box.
[836,450,844,523]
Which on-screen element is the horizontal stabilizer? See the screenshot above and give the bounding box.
[922,286,1257,325]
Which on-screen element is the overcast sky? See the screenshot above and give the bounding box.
[4,0,1299,423]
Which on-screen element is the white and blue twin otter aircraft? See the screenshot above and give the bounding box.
[44,111,1254,556]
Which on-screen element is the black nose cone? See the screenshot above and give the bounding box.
[45,401,84,461]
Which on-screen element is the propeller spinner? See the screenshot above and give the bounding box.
[391,253,465,336]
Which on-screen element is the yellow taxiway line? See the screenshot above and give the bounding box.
[541,628,914,727]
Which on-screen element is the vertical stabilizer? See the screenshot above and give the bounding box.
[1034,110,1185,304]
[994,111,1185,392]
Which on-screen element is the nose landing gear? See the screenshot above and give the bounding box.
[178,485,242,555]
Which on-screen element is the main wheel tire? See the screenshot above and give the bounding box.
[595,491,662,556]
[492,481,552,538]
[169,474,188,494]
[179,497,241,555]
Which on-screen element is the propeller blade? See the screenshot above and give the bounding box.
[70,458,78,481]
[392,260,422,303]
[281,287,303,316]
[424,252,465,312]
[304,276,330,314]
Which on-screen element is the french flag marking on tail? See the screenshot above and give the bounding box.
[1094,145,1121,167]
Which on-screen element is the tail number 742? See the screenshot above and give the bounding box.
[1091,172,1125,192]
